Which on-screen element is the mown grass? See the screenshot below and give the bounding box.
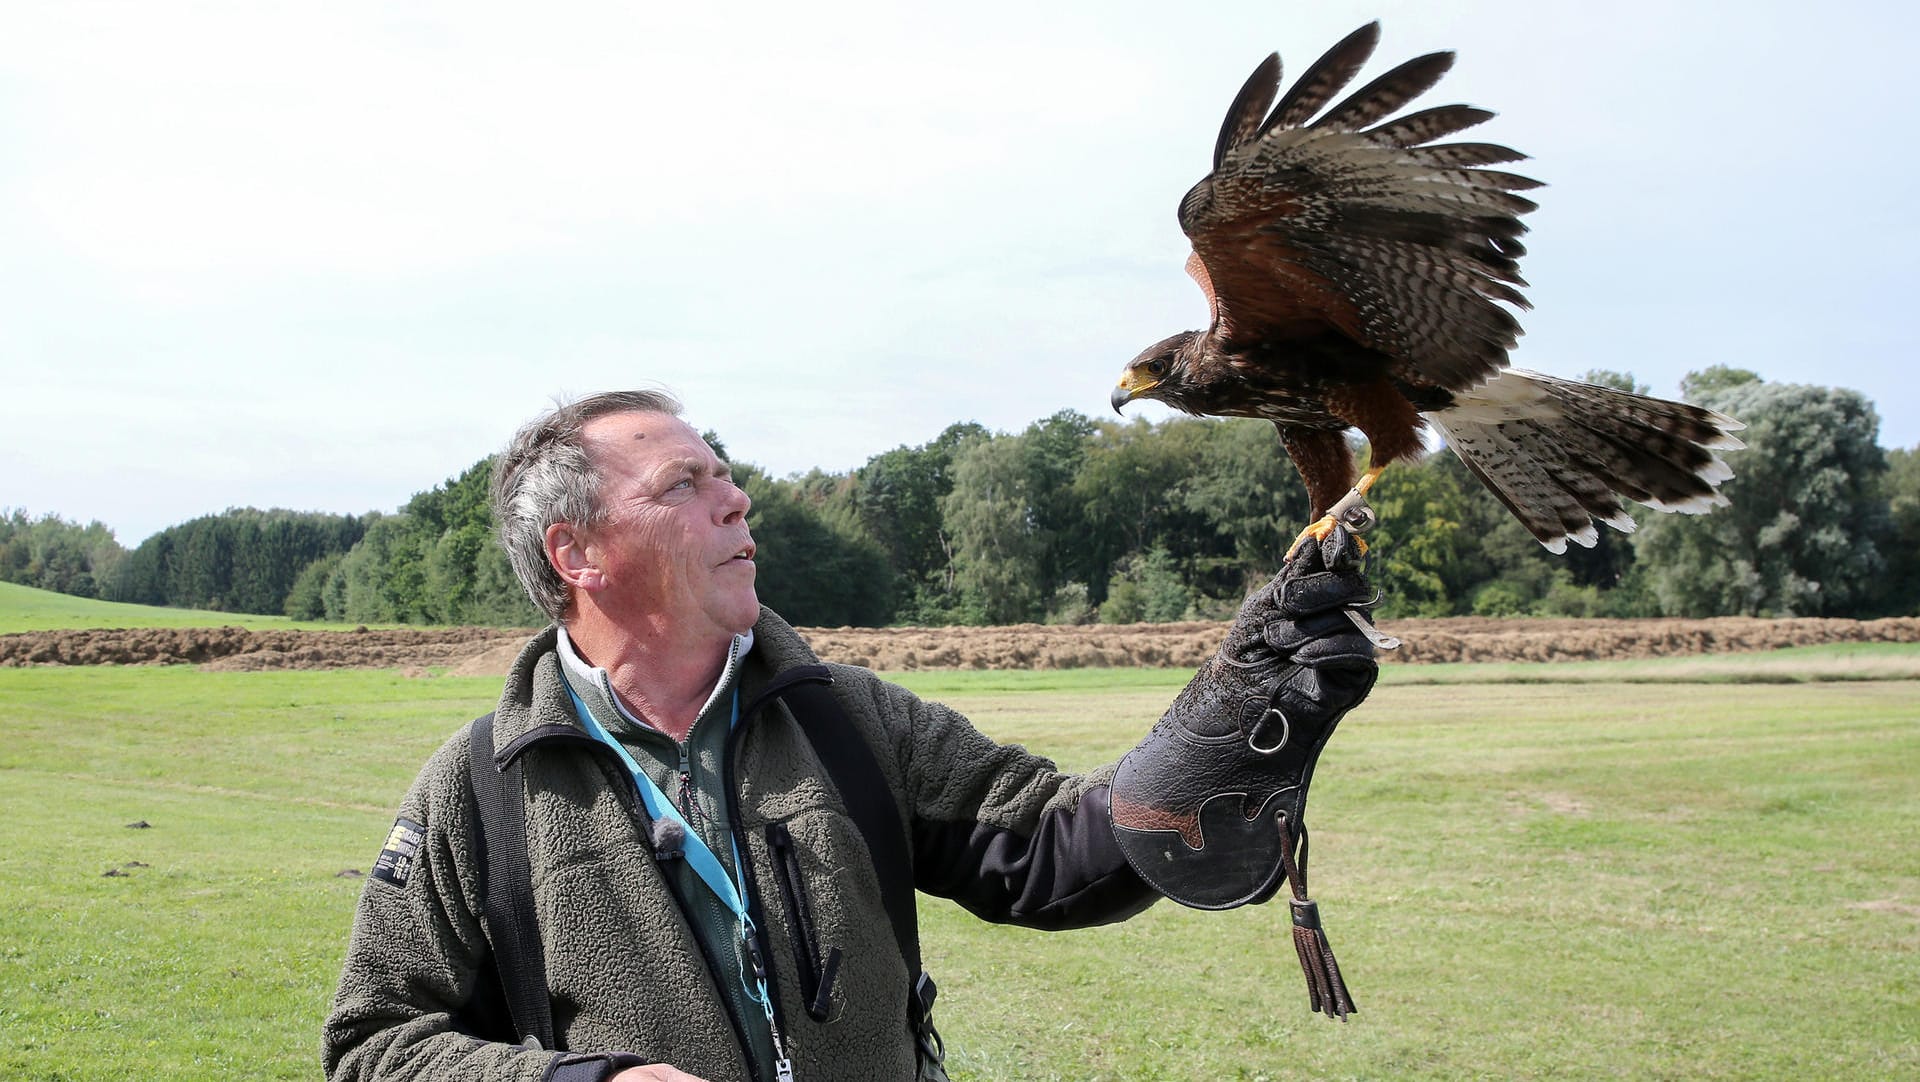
[0,581,360,634]
[4,662,1916,1079]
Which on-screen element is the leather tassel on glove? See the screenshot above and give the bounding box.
[1278,811,1354,1020]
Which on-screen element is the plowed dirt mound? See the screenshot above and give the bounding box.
[799,616,1920,670]
[5,616,1918,673]
[0,626,527,671]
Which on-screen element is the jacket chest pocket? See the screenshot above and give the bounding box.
[766,820,843,1022]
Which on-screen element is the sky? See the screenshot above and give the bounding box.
[5,0,1916,545]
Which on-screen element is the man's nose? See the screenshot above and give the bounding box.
[719,481,750,523]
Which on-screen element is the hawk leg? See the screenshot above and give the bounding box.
[1286,465,1386,561]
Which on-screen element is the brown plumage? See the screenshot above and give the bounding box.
[1110,23,1743,553]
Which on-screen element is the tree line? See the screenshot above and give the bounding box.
[11,367,1919,627]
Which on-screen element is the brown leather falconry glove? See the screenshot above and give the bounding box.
[1109,525,1389,1019]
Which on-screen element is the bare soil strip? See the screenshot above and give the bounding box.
[5,616,1919,673]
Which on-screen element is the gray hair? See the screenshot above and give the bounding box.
[489,389,683,621]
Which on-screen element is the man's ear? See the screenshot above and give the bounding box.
[545,522,604,593]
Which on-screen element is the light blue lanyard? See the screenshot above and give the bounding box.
[564,682,751,921]
[563,683,797,1080]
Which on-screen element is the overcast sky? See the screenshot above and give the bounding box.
[5,0,1915,544]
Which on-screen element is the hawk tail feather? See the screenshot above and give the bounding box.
[1425,370,1745,553]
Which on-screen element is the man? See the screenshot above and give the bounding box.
[323,390,1379,1081]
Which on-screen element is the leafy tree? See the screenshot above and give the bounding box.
[1181,419,1313,590]
[1635,376,1888,616]
[1365,455,1481,616]
[317,457,538,626]
[284,552,345,620]
[1470,580,1529,616]
[943,433,1050,624]
[397,458,498,622]
[1880,445,1920,616]
[1682,366,1762,400]
[1074,418,1199,604]
[736,465,894,627]
[1073,417,1309,612]
[1020,410,1098,595]
[1100,547,1193,623]
[938,414,1099,625]
[425,524,492,622]
[0,510,125,599]
[466,543,543,626]
[101,508,362,613]
[329,513,430,623]
[104,529,171,605]
[32,377,1917,627]
[1043,582,1096,625]
[852,422,987,615]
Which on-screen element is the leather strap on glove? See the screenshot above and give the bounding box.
[1110,525,1390,1019]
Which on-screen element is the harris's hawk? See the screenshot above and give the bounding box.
[1109,23,1743,554]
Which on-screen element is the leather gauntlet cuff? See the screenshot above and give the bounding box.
[1108,659,1375,909]
[1108,526,1382,1018]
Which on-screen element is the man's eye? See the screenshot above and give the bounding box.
[671,479,693,490]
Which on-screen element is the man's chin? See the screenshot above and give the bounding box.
[721,591,761,634]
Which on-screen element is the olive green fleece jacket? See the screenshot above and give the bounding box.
[323,609,1156,1082]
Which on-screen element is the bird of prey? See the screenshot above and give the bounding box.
[1109,22,1743,555]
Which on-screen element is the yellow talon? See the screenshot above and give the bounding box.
[1286,465,1388,562]
[1287,514,1369,561]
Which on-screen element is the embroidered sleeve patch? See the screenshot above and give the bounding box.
[370,817,425,888]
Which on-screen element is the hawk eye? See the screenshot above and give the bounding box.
[1146,359,1168,377]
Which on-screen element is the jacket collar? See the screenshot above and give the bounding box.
[485,608,834,768]
[553,624,755,738]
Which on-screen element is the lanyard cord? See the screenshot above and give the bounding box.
[564,684,797,1080]
[566,683,749,915]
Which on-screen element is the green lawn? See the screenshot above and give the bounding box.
[0,581,357,634]
[3,662,1915,1079]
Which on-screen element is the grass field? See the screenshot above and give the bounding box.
[0,581,353,634]
[5,659,1917,1080]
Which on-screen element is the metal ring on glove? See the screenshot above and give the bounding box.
[1248,706,1291,755]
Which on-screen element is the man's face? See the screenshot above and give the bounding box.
[575,411,758,640]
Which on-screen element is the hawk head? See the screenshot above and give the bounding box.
[1111,331,1203,414]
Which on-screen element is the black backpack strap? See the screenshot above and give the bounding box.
[779,678,943,1067]
[465,712,555,1050]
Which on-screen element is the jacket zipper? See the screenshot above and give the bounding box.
[523,733,768,1081]
[767,821,843,1021]
[728,693,790,1082]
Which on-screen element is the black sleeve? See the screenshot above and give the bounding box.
[912,783,1156,930]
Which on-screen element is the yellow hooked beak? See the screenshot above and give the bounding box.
[1111,371,1158,413]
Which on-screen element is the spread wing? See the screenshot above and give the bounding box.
[1179,22,1540,391]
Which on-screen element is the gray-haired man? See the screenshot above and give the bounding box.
[322,391,1379,1081]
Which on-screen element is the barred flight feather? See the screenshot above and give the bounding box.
[1314,52,1455,131]
[1214,54,1281,169]
[1367,105,1497,146]
[1395,142,1528,170]
[1267,23,1382,130]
